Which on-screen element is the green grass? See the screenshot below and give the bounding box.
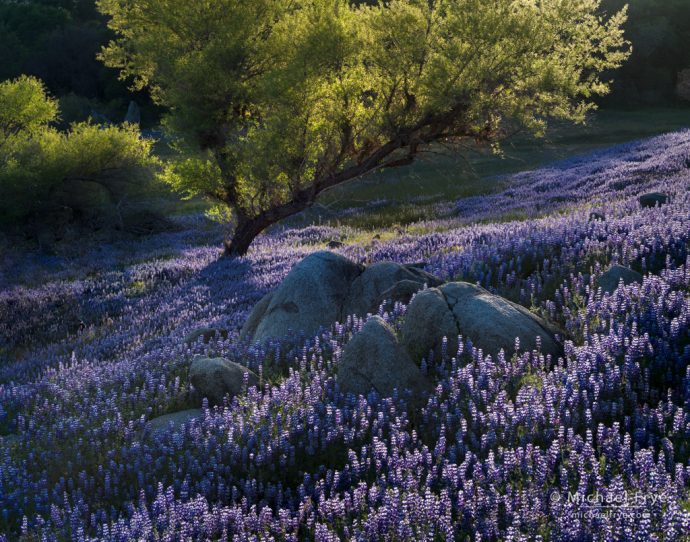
[294,107,690,229]
[152,107,690,231]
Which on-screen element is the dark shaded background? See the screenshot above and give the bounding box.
[0,0,160,127]
[1,0,688,128]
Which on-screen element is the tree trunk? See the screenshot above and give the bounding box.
[223,197,312,256]
[224,214,273,257]
[219,110,467,256]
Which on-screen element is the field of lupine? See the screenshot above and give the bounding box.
[2,130,690,541]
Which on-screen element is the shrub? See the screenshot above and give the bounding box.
[0,75,58,136]
[0,76,159,229]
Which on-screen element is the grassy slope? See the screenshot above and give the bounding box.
[296,108,690,229]
[3,108,689,287]
[158,108,690,230]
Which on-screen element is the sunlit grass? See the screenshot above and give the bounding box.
[303,108,690,229]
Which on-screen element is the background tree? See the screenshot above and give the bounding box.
[98,0,630,256]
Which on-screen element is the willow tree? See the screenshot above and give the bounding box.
[98,0,629,256]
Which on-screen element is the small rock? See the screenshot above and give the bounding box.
[184,327,229,345]
[189,357,259,406]
[639,192,668,208]
[124,100,141,125]
[337,316,431,399]
[147,409,202,436]
[595,265,642,294]
[327,240,344,249]
[372,234,381,240]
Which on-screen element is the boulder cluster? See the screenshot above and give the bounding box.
[154,231,651,431]
[239,251,442,343]
[240,251,563,400]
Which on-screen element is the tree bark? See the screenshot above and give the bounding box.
[224,215,271,256]
[223,196,313,256]
[222,104,472,256]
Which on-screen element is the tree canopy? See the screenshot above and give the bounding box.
[98,0,630,255]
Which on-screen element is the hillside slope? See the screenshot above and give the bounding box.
[2,131,690,540]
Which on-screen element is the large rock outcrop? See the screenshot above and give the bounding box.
[401,282,560,360]
[239,254,563,402]
[243,252,363,343]
[240,251,442,343]
[342,261,443,317]
[337,316,431,398]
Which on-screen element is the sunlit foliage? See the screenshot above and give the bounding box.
[99,0,631,254]
[0,76,157,225]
